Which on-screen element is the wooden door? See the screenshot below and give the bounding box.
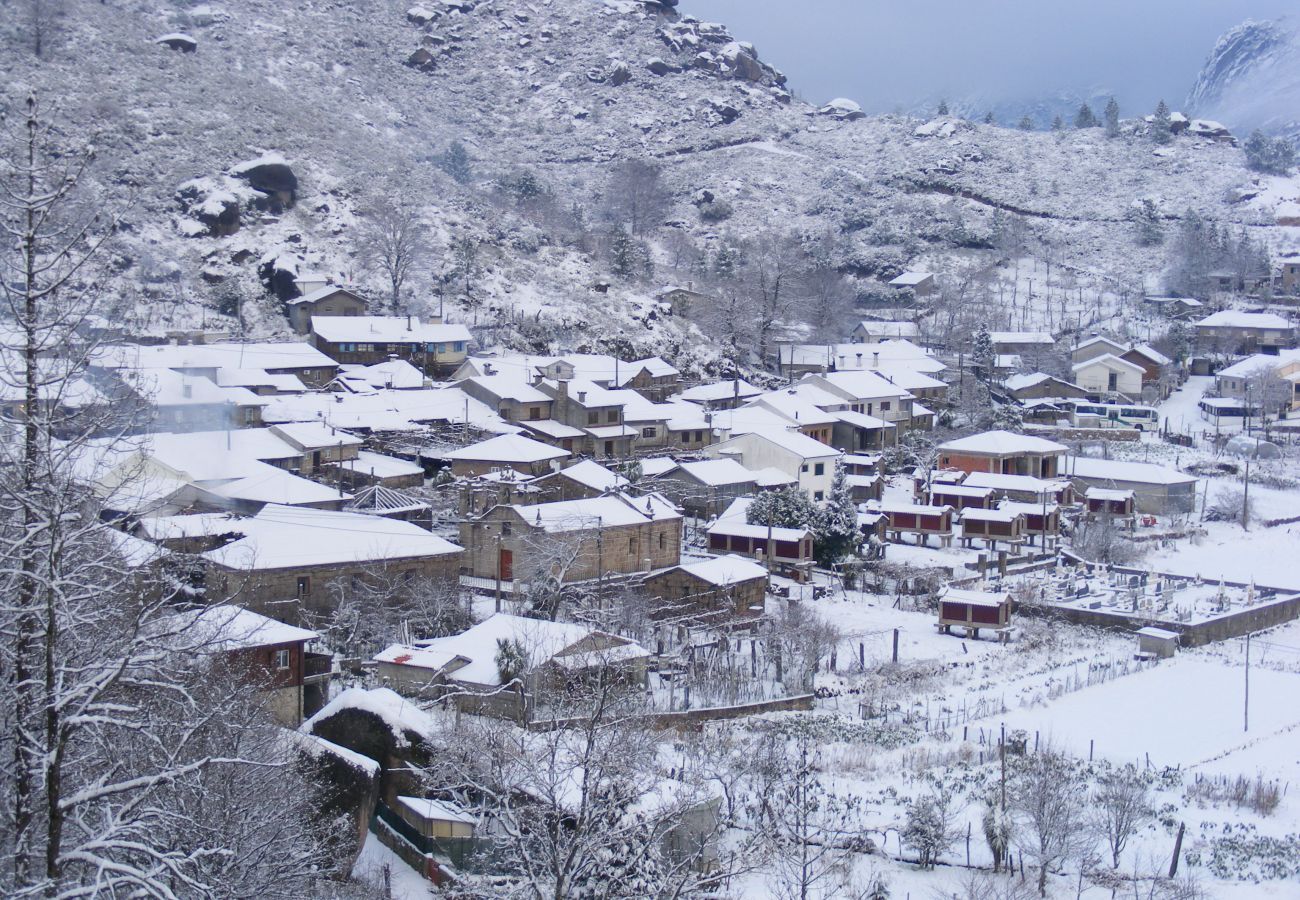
[498,548,513,581]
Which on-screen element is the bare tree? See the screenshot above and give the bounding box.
[319,565,473,658]
[356,196,427,313]
[604,159,671,236]
[1092,763,1152,869]
[0,95,335,897]
[746,230,804,363]
[799,263,854,342]
[24,0,65,58]
[1009,748,1095,896]
[755,717,864,900]
[420,675,734,899]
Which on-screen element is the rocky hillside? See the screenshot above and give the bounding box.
[1188,18,1300,142]
[3,0,1296,369]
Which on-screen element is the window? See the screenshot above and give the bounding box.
[659,532,666,550]
[814,462,825,476]
[607,409,619,423]
[402,569,416,583]
[425,343,438,353]
[681,432,692,446]
[800,464,809,473]
[454,341,465,352]
[296,576,310,599]
[642,427,656,438]
[274,649,290,670]
[814,491,825,501]
[694,430,705,443]
[866,403,873,415]
[587,411,599,425]
[529,406,542,420]
[628,537,636,553]
[880,401,891,412]
[242,408,257,424]
[501,522,512,536]
[437,343,447,354]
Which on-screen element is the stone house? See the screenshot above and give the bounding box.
[311,316,472,376]
[200,505,463,624]
[640,555,769,622]
[286,279,369,335]
[458,375,554,426]
[443,433,570,478]
[1195,311,1295,355]
[538,379,637,459]
[653,458,758,518]
[706,428,840,502]
[1002,373,1089,401]
[458,493,682,584]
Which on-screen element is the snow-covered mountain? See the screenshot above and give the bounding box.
[2,0,1294,370]
[1187,18,1300,140]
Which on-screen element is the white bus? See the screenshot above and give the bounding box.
[1067,401,1159,431]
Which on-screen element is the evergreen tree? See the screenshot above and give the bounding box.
[813,462,860,566]
[972,323,994,376]
[937,99,949,116]
[1150,100,1172,145]
[1103,96,1121,137]
[983,111,994,125]
[437,139,473,184]
[1074,103,1097,129]
[1244,130,1297,175]
[610,225,637,278]
[746,486,818,531]
[1050,114,1064,132]
[1129,199,1163,247]
[712,242,741,280]
[1018,115,1034,131]
[1166,319,1191,363]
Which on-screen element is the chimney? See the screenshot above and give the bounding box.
[856,352,863,366]
[484,363,496,376]
[182,382,192,399]
[872,351,880,368]
[405,314,412,331]
[532,372,543,386]
[577,391,587,403]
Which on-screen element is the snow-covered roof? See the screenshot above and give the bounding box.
[270,421,364,451]
[725,427,841,461]
[830,409,893,430]
[329,450,425,480]
[1066,457,1196,486]
[941,587,1010,607]
[751,467,797,487]
[584,424,639,439]
[503,493,680,533]
[1073,335,1127,352]
[1136,626,1179,640]
[938,430,1068,455]
[373,643,468,672]
[264,386,510,435]
[678,378,762,403]
[338,359,426,390]
[676,458,758,487]
[1071,353,1145,374]
[137,512,247,541]
[1085,487,1135,501]
[395,796,476,825]
[989,331,1054,345]
[876,500,953,516]
[960,507,1023,523]
[466,374,551,403]
[98,341,337,373]
[1126,344,1172,366]
[178,604,317,650]
[287,283,365,306]
[444,433,569,464]
[416,613,645,687]
[304,686,439,746]
[964,472,1067,494]
[888,271,933,287]
[676,554,768,586]
[213,368,308,392]
[706,518,812,542]
[1197,310,1292,330]
[555,460,629,492]
[930,483,995,498]
[202,504,461,570]
[637,457,680,478]
[311,316,472,344]
[1216,350,1300,378]
[750,391,839,426]
[1002,372,1056,391]
[520,419,585,440]
[816,369,919,401]
[617,356,679,382]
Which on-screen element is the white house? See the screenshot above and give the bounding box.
[1070,354,1144,398]
[706,428,840,501]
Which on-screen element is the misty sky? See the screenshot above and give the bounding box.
[681,1,1294,116]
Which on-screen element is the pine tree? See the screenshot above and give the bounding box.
[610,225,637,277]
[746,485,818,530]
[1018,115,1034,131]
[438,139,473,184]
[1150,100,1172,145]
[1244,130,1297,175]
[1051,114,1064,132]
[1074,103,1097,129]
[1166,319,1191,363]
[813,462,860,566]
[937,99,949,116]
[712,242,741,280]
[1104,96,1121,137]
[983,111,994,125]
[1129,199,1163,247]
[972,323,994,376]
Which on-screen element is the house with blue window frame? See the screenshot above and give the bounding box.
[310,315,472,376]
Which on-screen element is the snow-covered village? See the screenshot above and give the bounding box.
[3,1,1300,898]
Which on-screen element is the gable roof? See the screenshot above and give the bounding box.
[1197,310,1292,330]
[311,316,472,344]
[444,433,570,464]
[938,430,1068,455]
[1071,353,1145,375]
[676,554,768,586]
[554,460,630,492]
[500,492,681,533]
[287,284,368,306]
[727,428,841,461]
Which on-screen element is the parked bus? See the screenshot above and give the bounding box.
[1067,401,1159,430]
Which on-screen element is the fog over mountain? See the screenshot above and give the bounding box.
[683,0,1297,125]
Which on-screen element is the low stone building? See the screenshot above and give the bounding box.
[458,493,682,584]
[937,431,1067,479]
[640,554,769,623]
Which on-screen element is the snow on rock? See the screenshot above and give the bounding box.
[302,687,440,750]
[818,97,864,120]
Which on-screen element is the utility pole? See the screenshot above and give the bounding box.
[1244,632,1251,733]
[1242,458,1250,531]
